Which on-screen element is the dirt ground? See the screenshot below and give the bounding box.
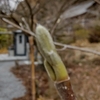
[11,40,100,100]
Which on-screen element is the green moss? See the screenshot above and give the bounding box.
[0,34,12,48]
[75,29,90,39]
[57,37,75,44]
[0,27,7,32]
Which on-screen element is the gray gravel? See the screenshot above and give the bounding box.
[0,62,26,100]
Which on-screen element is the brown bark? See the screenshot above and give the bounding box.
[55,78,76,100]
[29,36,36,100]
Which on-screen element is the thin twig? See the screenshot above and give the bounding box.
[32,0,50,15]
[0,14,10,18]
[20,2,27,16]
[50,0,67,35]
[32,0,40,13]
[2,18,100,56]
[24,0,34,30]
[95,0,100,4]
[31,0,40,31]
[10,13,19,25]
[54,42,100,56]
[22,17,31,31]
[24,0,32,14]
[50,0,78,35]
[2,18,35,36]
[19,22,24,28]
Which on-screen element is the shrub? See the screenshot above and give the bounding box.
[88,25,100,43]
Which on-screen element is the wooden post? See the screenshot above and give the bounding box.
[29,36,36,100]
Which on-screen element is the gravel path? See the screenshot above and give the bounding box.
[0,62,26,100]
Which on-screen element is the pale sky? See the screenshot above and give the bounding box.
[0,0,24,14]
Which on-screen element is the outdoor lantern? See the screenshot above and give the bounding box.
[13,30,27,56]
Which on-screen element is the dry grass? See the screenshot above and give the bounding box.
[11,40,100,100]
[0,48,8,54]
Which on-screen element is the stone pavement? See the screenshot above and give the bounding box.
[0,61,26,100]
[0,54,28,62]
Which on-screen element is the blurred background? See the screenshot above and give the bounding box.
[0,0,100,100]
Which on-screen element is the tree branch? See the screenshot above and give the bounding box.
[50,0,67,35]
[22,17,31,31]
[24,0,34,30]
[0,14,10,18]
[32,0,40,13]
[2,19,100,56]
[10,14,19,25]
[24,0,32,14]
[2,18,35,36]
[32,0,50,15]
[50,0,78,35]
[54,42,100,56]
